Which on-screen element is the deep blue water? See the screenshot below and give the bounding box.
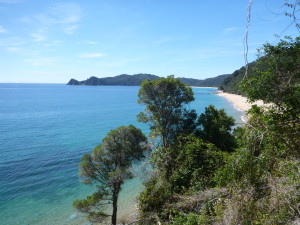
[0,84,243,224]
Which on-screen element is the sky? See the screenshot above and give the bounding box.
[0,0,299,83]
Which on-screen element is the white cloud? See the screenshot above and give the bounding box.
[25,57,59,66]
[0,37,25,46]
[224,27,237,32]
[51,3,82,23]
[80,53,106,58]
[30,33,46,42]
[47,2,82,34]
[6,47,21,52]
[23,2,82,36]
[44,40,62,47]
[63,25,78,34]
[6,47,38,56]
[0,25,7,33]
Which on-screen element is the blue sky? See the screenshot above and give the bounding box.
[0,0,299,83]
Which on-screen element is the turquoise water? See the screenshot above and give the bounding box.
[0,84,243,224]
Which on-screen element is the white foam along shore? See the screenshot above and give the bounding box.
[216,91,267,111]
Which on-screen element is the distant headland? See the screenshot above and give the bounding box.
[67,73,229,87]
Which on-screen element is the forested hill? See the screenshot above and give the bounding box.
[178,74,229,87]
[219,60,263,95]
[67,73,229,87]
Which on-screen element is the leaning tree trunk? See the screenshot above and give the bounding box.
[111,186,120,225]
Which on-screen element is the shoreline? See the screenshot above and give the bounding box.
[192,86,218,88]
[215,91,268,122]
[216,91,267,111]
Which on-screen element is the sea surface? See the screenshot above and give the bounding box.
[0,84,243,225]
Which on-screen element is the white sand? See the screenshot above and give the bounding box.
[216,91,266,111]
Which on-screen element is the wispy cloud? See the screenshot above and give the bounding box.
[6,46,38,56]
[46,2,82,34]
[6,47,21,52]
[17,16,31,23]
[224,27,237,32]
[44,40,62,47]
[0,37,25,46]
[154,36,188,45]
[80,53,106,58]
[63,25,78,35]
[22,2,83,36]
[30,33,46,42]
[25,57,60,66]
[0,25,7,33]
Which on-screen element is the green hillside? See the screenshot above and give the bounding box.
[67,73,229,87]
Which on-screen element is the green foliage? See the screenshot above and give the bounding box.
[74,125,148,225]
[179,74,230,87]
[241,37,300,156]
[138,176,172,217]
[168,135,227,193]
[170,212,202,225]
[213,37,300,225]
[219,60,260,94]
[137,75,196,149]
[241,37,300,108]
[215,161,300,225]
[198,105,236,152]
[138,135,229,222]
[73,189,110,223]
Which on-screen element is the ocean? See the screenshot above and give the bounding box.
[0,84,243,225]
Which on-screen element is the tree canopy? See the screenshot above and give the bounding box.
[137,75,196,149]
[198,105,236,152]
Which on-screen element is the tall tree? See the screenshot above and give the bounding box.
[137,75,196,150]
[73,125,148,225]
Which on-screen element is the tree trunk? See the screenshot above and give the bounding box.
[111,187,119,225]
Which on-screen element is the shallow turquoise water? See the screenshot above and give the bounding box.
[0,84,243,224]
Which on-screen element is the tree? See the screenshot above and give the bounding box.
[73,125,148,225]
[137,75,196,150]
[198,105,236,152]
[241,37,300,155]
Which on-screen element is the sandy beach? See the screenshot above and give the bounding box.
[216,91,266,111]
